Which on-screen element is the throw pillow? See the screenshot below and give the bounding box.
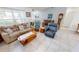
[19,25,24,30]
[4,28,13,34]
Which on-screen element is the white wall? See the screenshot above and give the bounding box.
[0,7,67,26]
[62,7,79,31]
[25,7,79,31]
[25,7,67,22]
[25,8,46,22]
[43,7,67,23]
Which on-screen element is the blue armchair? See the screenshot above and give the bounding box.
[35,20,40,31]
[44,23,57,38]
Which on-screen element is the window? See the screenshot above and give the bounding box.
[20,12,26,19]
[0,12,5,19]
[13,11,21,19]
[5,11,13,19]
[0,8,26,25]
[13,11,26,23]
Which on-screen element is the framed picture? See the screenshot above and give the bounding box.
[48,14,53,19]
[26,12,31,17]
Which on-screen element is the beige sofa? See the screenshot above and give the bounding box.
[0,23,32,44]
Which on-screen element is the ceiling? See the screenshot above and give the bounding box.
[28,7,50,11]
[4,7,51,11]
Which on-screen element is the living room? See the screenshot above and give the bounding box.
[0,7,79,52]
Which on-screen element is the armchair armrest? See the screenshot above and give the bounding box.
[54,27,57,32]
[45,26,49,31]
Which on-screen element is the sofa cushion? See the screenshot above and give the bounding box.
[10,25,19,32]
[0,26,8,32]
[10,31,20,38]
[22,23,27,29]
[4,28,13,34]
[19,28,31,34]
[18,24,25,30]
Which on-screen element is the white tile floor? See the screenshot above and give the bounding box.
[0,29,79,52]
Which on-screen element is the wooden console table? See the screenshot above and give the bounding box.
[39,27,45,33]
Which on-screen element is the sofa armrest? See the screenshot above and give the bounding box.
[1,32,11,43]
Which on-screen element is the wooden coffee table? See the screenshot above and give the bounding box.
[39,27,45,33]
[18,31,36,45]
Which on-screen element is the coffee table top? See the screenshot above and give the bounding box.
[18,32,35,41]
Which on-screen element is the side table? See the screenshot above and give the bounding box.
[39,27,45,33]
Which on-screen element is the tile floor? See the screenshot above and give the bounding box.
[0,28,79,52]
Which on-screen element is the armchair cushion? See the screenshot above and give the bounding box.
[45,23,57,38]
[49,26,57,32]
